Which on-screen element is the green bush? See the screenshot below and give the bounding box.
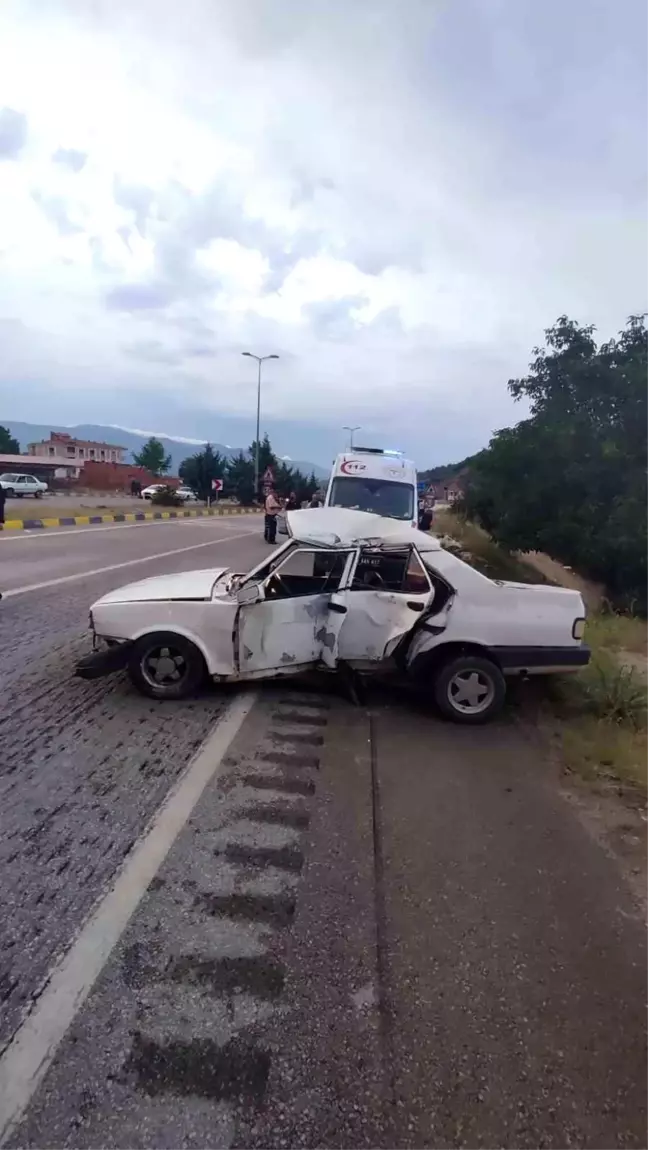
[462,316,647,614]
[150,485,184,507]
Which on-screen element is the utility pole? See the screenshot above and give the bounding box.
[242,352,279,500]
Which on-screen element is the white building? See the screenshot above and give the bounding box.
[27,431,127,477]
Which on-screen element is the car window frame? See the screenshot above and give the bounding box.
[346,544,432,596]
[260,546,356,601]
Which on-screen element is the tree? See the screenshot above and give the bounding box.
[0,425,20,454]
[462,316,647,612]
[132,437,172,476]
[274,459,295,498]
[248,433,277,476]
[179,444,226,502]
[226,451,255,505]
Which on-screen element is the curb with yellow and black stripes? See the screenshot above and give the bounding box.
[4,506,260,531]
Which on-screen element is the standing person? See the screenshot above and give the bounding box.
[285,491,300,512]
[418,502,433,532]
[0,480,5,532]
[309,494,321,508]
[264,486,281,544]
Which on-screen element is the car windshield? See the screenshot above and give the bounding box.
[329,477,414,521]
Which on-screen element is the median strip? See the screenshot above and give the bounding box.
[3,506,258,531]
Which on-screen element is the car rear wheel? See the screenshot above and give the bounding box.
[433,654,506,724]
[128,632,206,700]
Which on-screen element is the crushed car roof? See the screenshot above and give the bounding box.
[285,507,442,550]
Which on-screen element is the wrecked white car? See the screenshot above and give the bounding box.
[76,508,590,723]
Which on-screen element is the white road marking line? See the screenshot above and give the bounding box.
[0,691,257,1147]
[0,515,262,543]
[3,528,263,598]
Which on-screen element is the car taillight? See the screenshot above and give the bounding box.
[572,617,586,640]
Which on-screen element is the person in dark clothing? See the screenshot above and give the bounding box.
[0,482,5,531]
[285,491,300,512]
[418,503,433,532]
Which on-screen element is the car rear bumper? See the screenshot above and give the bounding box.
[491,644,591,672]
[76,640,134,680]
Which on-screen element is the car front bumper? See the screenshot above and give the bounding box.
[76,640,134,680]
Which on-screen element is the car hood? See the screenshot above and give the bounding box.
[95,567,230,605]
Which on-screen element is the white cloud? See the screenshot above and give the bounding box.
[0,0,645,465]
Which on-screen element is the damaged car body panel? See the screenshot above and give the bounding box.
[329,545,435,666]
[236,547,355,674]
[77,507,590,722]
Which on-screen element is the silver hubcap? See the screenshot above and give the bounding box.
[141,645,187,688]
[448,669,495,715]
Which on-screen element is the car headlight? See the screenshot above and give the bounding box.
[572,617,586,640]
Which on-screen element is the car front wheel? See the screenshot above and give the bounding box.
[433,653,506,724]
[128,632,206,700]
[4,488,14,498]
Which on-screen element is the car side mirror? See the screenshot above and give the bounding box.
[237,582,262,606]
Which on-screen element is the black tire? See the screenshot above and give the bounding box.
[433,653,506,724]
[35,491,43,499]
[4,488,14,498]
[128,632,206,700]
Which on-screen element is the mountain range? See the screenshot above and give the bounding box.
[3,421,330,480]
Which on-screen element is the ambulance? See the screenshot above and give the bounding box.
[324,447,418,528]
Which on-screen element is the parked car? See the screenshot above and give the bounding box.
[176,486,199,502]
[0,473,48,498]
[76,508,590,723]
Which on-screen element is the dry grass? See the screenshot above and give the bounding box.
[547,648,646,796]
[433,510,549,585]
[585,611,647,658]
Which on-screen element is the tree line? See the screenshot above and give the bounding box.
[132,433,321,505]
[458,315,647,613]
[176,435,321,506]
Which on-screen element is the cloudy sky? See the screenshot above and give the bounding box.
[0,0,645,466]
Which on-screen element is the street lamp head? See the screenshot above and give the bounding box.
[242,351,254,357]
[268,354,279,360]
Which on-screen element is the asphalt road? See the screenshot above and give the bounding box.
[0,517,645,1147]
[3,692,645,1149]
[0,515,268,1056]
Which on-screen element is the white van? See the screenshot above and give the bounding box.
[324,447,418,527]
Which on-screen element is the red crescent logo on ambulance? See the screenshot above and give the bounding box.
[340,459,367,474]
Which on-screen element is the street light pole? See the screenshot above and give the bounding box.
[242,352,279,500]
[343,425,361,449]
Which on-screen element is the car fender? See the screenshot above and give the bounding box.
[129,622,215,673]
[406,630,499,680]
